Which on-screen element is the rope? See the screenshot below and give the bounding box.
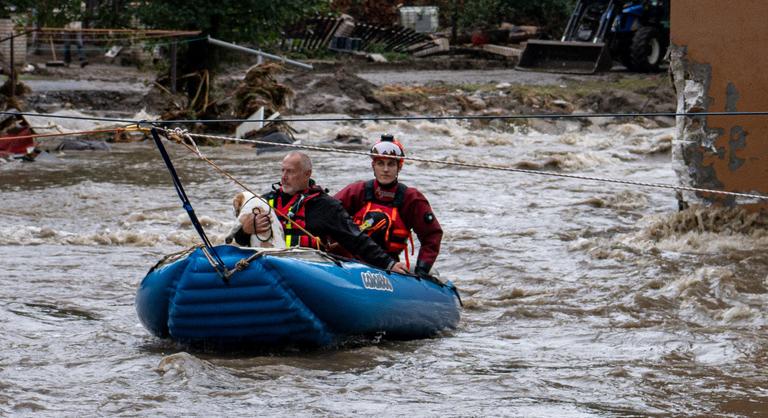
[0,125,141,142]
[3,110,768,125]
[163,128,324,249]
[0,112,139,125]
[183,130,768,202]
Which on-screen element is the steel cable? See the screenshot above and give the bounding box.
[177,128,768,202]
[3,110,768,125]
[4,111,768,201]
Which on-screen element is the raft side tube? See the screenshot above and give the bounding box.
[265,256,461,339]
[166,247,334,345]
[135,253,192,338]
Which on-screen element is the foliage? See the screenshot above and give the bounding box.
[133,1,329,43]
[330,0,577,38]
[8,0,575,39]
[9,0,332,83]
[286,48,336,60]
[330,0,399,27]
[9,1,330,45]
[446,0,577,35]
[381,51,410,62]
[6,0,85,27]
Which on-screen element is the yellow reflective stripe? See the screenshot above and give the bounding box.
[285,222,294,247]
[269,196,294,246]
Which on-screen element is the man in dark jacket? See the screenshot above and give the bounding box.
[236,151,408,274]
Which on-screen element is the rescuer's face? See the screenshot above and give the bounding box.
[281,154,311,194]
[372,158,400,185]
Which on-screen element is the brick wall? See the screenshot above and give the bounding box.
[0,18,27,66]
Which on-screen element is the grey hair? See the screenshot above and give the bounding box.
[285,151,312,172]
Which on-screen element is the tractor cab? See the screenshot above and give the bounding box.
[516,0,670,74]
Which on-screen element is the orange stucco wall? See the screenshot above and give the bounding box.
[671,0,768,205]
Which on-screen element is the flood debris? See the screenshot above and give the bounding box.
[150,62,297,139]
[646,206,768,238]
[0,75,30,110]
[54,138,111,151]
[244,123,298,155]
[234,63,294,120]
[155,70,214,121]
[282,66,394,115]
[283,13,436,56]
[0,109,38,161]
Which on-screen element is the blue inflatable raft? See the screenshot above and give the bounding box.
[135,245,461,347]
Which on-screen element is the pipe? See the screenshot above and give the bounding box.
[207,36,313,70]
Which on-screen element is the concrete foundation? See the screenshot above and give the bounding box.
[670,0,768,208]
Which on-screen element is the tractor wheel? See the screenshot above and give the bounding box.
[619,51,633,71]
[628,26,665,72]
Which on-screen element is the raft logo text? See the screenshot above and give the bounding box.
[361,271,394,292]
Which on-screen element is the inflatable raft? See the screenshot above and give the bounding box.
[135,245,461,347]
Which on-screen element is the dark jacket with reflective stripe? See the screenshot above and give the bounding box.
[234,187,395,270]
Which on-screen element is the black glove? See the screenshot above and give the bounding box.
[414,260,432,278]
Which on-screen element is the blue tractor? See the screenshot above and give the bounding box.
[517,0,670,74]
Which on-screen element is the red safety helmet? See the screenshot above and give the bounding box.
[370,134,405,168]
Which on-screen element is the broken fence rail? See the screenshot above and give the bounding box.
[282,15,433,54]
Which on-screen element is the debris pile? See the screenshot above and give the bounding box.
[243,122,298,154]
[0,74,30,110]
[282,11,542,63]
[0,110,36,160]
[233,63,294,119]
[154,69,216,125]
[283,67,393,115]
[283,14,436,57]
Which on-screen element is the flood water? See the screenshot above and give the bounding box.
[1,112,767,416]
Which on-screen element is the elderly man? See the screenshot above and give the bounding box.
[235,151,408,274]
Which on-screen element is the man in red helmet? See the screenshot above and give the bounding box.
[335,134,443,277]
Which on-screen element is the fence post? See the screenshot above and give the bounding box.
[170,41,177,93]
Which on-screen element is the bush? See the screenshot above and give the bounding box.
[460,0,576,35]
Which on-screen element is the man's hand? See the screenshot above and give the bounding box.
[390,261,408,274]
[240,211,271,235]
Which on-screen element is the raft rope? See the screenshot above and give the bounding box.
[162,128,324,249]
[149,127,232,282]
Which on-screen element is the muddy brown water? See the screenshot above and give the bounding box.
[1,115,767,416]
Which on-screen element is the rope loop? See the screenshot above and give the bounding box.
[234,258,250,272]
[165,127,201,156]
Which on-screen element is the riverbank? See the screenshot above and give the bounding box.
[5,56,675,134]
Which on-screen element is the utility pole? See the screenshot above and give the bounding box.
[170,41,177,93]
[9,28,15,100]
[2,29,35,101]
[451,0,459,45]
